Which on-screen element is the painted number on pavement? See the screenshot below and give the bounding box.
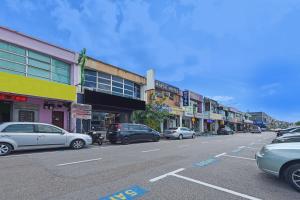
[99,185,148,200]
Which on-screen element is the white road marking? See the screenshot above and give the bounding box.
[149,168,185,182]
[56,158,102,166]
[142,148,160,153]
[222,154,255,161]
[149,168,262,200]
[171,174,262,200]
[242,146,260,150]
[215,152,227,158]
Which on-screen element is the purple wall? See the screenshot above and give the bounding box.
[27,97,70,131]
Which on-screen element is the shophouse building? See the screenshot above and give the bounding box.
[77,57,146,133]
[243,113,253,131]
[222,107,238,131]
[203,97,224,133]
[146,70,183,132]
[248,112,273,129]
[0,27,77,131]
[182,90,204,132]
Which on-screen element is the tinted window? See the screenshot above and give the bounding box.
[37,125,63,134]
[291,128,300,133]
[3,124,34,133]
[128,124,140,131]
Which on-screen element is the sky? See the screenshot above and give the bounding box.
[1,0,300,122]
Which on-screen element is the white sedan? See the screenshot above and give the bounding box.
[0,122,92,156]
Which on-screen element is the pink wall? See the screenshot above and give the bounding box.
[27,97,70,131]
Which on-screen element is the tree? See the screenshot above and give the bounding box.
[295,121,300,126]
[78,48,87,92]
[132,94,170,132]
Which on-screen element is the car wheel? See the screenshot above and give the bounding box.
[192,134,195,139]
[121,137,130,145]
[285,163,300,192]
[71,139,85,149]
[0,143,12,156]
[178,134,183,140]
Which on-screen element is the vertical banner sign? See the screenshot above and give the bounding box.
[182,90,189,106]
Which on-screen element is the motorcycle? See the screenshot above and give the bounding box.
[86,127,105,145]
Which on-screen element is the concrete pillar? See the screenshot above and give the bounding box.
[200,118,204,132]
[179,115,183,127]
[160,121,164,133]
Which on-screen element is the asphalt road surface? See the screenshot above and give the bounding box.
[0,132,299,200]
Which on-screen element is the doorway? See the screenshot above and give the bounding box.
[0,101,11,123]
[52,111,64,129]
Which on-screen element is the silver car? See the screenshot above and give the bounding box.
[0,122,92,156]
[164,127,196,140]
[256,142,300,191]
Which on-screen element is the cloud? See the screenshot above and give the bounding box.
[260,83,281,96]
[210,96,234,102]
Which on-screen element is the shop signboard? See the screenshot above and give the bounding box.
[189,91,203,102]
[71,103,92,119]
[155,80,180,94]
[182,90,189,106]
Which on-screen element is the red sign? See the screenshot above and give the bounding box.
[0,93,28,102]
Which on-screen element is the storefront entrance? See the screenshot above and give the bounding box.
[52,111,64,129]
[0,101,11,123]
[91,111,130,132]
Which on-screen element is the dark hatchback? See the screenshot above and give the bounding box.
[217,126,234,135]
[106,123,160,144]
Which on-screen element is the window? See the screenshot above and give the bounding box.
[3,124,34,133]
[129,124,141,131]
[0,41,70,84]
[112,81,123,88]
[98,78,111,85]
[83,69,141,99]
[19,110,35,122]
[37,124,63,134]
[112,86,123,94]
[112,75,123,83]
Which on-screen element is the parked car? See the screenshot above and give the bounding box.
[256,143,300,192]
[106,123,160,144]
[217,126,234,135]
[164,127,196,140]
[277,127,300,137]
[0,122,92,156]
[250,126,262,134]
[272,133,300,144]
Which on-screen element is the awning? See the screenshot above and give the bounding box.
[0,72,76,101]
[84,89,145,111]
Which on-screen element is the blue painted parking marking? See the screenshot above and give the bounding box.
[99,185,148,200]
[194,158,218,167]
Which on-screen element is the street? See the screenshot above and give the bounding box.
[0,132,298,200]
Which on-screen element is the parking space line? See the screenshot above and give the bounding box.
[241,146,260,150]
[149,168,185,182]
[215,152,226,158]
[56,158,102,166]
[222,154,255,161]
[172,174,262,200]
[141,148,160,153]
[149,168,262,200]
